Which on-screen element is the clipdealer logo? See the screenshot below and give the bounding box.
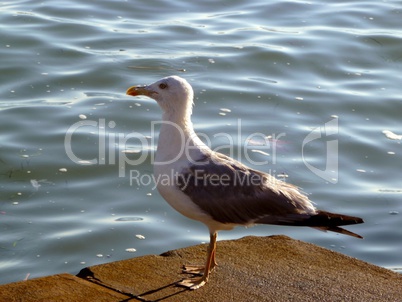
[302,118,339,184]
[64,118,338,184]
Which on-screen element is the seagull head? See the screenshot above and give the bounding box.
[126,75,194,119]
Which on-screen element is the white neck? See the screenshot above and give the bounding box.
[154,111,207,166]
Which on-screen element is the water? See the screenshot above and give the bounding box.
[1,0,402,285]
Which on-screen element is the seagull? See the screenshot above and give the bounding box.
[126,75,364,290]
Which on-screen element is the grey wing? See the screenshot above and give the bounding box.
[176,152,315,225]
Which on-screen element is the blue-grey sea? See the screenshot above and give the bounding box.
[1,0,401,285]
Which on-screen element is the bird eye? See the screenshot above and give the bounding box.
[159,83,168,89]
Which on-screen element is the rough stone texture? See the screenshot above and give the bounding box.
[0,273,126,301]
[1,235,402,301]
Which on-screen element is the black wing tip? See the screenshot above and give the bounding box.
[313,211,364,239]
[316,210,364,226]
[314,226,364,239]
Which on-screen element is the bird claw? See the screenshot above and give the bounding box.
[177,277,207,290]
[182,262,217,275]
[182,264,205,275]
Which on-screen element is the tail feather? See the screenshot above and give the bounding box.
[307,210,364,227]
[258,210,364,239]
[313,226,363,239]
[310,210,364,238]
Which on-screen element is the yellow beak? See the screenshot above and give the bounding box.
[126,86,152,97]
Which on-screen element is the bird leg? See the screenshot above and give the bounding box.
[182,243,217,275]
[177,232,217,290]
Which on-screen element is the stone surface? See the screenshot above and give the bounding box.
[0,273,126,302]
[1,235,402,301]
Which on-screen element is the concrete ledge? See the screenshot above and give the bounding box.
[0,273,126,302]
[1,235,401,301]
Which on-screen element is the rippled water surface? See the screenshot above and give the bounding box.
[1,0,402,284]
